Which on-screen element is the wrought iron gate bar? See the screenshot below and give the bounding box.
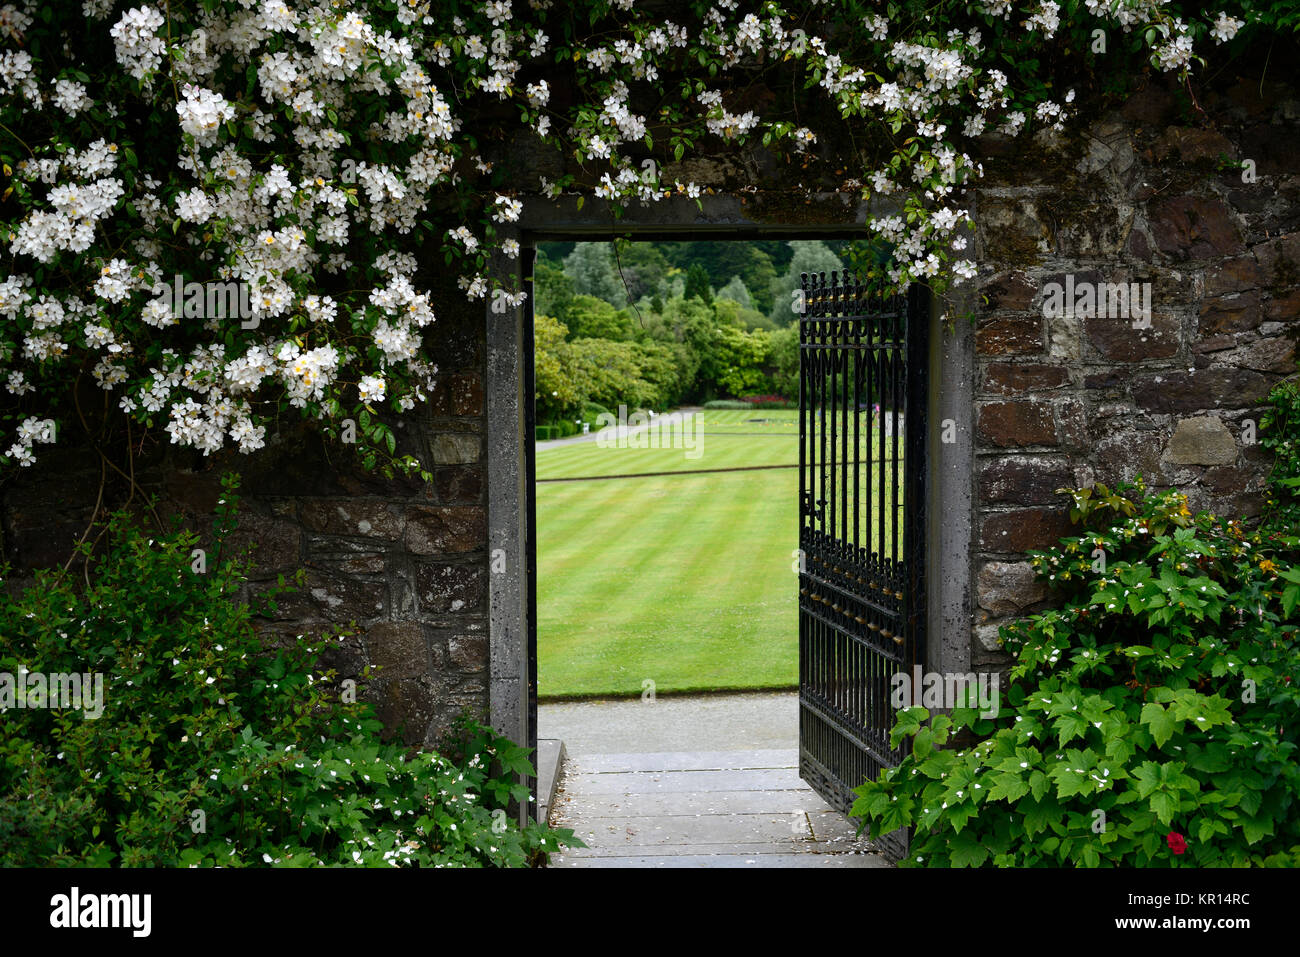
[799,692,900,767]
[797,270,928,865]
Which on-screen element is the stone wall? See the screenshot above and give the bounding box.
[2,64,1295,747]
[968,74,1300,666]
[0,270,490,749]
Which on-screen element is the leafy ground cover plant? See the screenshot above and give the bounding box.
[0,474,575,867]
[852,376,1300,866]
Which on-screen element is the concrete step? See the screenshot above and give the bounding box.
[550,851,888,868]
[547,747,889,868]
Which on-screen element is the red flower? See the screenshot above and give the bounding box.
[1166,831,1188,855]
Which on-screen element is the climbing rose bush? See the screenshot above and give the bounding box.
[0,1,1246,468]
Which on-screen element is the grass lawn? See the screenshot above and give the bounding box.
[536,407,905,699]
[536,409,800,699]
[535,409,798,480]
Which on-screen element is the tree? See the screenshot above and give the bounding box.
[533,251,575,322]
[712,326,772,398]
[569,338,660,410]
[768,324,799,399]
[564,242,626,305]
[768,240,850,326]
[684,262,713,304]
[561,295,638,342]
[715,275,752,309]
[611,240,670,302]
[533,314,583,423]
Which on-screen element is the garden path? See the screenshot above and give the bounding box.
[540,692,889,868]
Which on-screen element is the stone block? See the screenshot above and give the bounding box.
[977,400,1057,447]
[979,196,1049,265]
[405,506,486,555]
[1251,232,1300,290]
[366,621,431,680]
[1199,292,1261,336]
[1264,289,1300,322]
[1132,369,1271,413]
[976,623,1005,653]
[449,634,488,673]
[1084,311,1179,362]
[430,372,485,417]
[1149,195,1242,261]
[982,362,1069,396]
[1230,335,1298,374]
[982,271,1037,311]
[980,507,1075,553]
[976,315,1044,356]
[225,514,301,574]
[1164,416,1238,466]
[305,536,385,574]
[1205,256,1262,297]
[977,561,1049,617]
[300,500,404,540]
[430,433,481,465]
[416,561,487,614]
[979,457,1074,505]
[435,465,484,504]
[1148,127,1235,166]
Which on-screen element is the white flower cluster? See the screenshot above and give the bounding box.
[7,416,55,467]
[0,0,1243,467]
[176,84,235,144]
[109,5,166,85]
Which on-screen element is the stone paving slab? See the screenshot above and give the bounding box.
[538,692,799,753]
[556,839,858,858]
[808,808,870,843]
[549,746,888,868]
[559,788,833,818]
[574,748,796,773]
[562,767,806,795]
[561,811,815,848]
[549,852,887,868]
[542,693,890,868]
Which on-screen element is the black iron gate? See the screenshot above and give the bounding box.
[797,271,928,861]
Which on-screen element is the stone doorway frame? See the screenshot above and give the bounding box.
[484,194,976,823]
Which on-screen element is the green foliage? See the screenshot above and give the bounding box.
[1260,375,1300,526]
[1237,1,1300,32]
[533,251,576,322]
[711,325,772,398]
[684,262,714,304]
[611,240,671,302]
[767,325,800,399]
[563,242,628,304]
[852,477,1300,867]
[0,476,576,867]
[715,274,753,310]
[534,240,813,414]
[533,313,583,423]
[767,240,850,326]
[561,295,639,342]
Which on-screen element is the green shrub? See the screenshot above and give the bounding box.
[1260,375,1300,527]
[579,401,613,432]
[0,475,576,867]
[852,478,1300,866]
[702,400,753,410]
[535,425,557,441]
